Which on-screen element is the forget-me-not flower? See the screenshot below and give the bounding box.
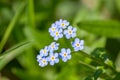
[49,42,59,52]
[48,53,59,65]
[60,48,71,62]
[39,46,49,57]
[72,38,84,51]
[64,26,76,39]
[56,19,69,29]
[38,57,48,67]
[52,29,63,40]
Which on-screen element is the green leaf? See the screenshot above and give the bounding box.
[0,40,33,70]
[77,20,120,38]
[0,3,25,53]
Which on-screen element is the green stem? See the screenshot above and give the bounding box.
[0,3,25,53]
[78,60,96,70]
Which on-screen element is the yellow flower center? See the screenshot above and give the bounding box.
[76,43,80,47]
[64,53,67,57]
[61,23,65,27]
[51,44,54,48]
[42,60,46,64]
[43,50,46,53]
[68,30,72,34]
[51,56,55,60]
[56,32,59,36]
[52,28,55,31]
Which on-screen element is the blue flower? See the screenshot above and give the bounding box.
[39,46,49,57]
[49,42,59,52]
[52,29,63,40]
[60,48,71,62]
[48,53,59,65]
[49,23,58,37]
[38,57,48,67]
[56,19,69,29]
[72,38,84,51]
[64,26,76,39]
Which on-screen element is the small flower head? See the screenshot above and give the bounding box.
[49,23,58,37]
[57,19,69,29]
[48,53,59,65]
[40,46,49,57]
[60,48,71,62]
[52,29,63,40]
[72,38,84,51]
[38,57,48,67]
[64,26,76,39]
[49,42,59,52]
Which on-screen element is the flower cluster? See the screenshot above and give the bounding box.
[37,19,84,67]
[49,19,76,40]
[37,42,71,67]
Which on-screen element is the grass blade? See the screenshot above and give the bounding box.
[0,3,25,53]
[0,40,33,70]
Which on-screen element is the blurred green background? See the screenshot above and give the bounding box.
[0,0,120,80]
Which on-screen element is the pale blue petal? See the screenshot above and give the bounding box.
[80,46,84,50]
[67,55,71,59]
[80,40,84,45]
[63,58,67,62]
[74,47,79,51]
[55,53,58,57]
[66,34,71,39]
[59,34,63,38]
[49,53,53,56]
[68,26,72,29]
[67,49,71,53]
[73,28,77,32]
[61,48,66,52]
[64,30,67,34]
[55,59,59,63]
[72,33,76,38]
[50,61,54,65]
[75,38,79,43]
[54,37,58,40]
[59,29,62,33]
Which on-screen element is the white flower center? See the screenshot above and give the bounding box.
[76,43,80,47]
[55,32,59,36]
[68,30,72,34]
[51,56,55,61]
[63,53,67,57]
[43,50,46,53]
[42,60,46,64]
[51,44,54,48]
[52,28,55,31]
[61,23,65,27]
